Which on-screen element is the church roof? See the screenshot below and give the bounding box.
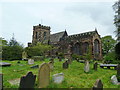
[68,30,99,38]
[50,31,67,43]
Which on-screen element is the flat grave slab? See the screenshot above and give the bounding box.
[0,62,11,67]
[8,78,20,85]
[100,64,118,69]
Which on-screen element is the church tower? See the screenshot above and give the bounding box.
[32,24,50,45]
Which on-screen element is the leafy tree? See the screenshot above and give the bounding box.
[113,0,120,41]
[101,35,116,56]
[2,36,24,60]
[25,42,52,58]
[115,42,120,60]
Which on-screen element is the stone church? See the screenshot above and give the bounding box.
[28,24,102,60]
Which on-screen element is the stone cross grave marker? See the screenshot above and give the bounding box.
[92,79,103,90]
[19,72,36,89]
[38,63,50,88]
[63,60,69,69]
[28,59,34,65]
[84,60,90,73]
[48,61,54,71]
[93,62,98,71]
[52,73,64,84]
[117,64,120,76]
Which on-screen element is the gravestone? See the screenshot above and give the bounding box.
[22,51,27,60]
[58,56,62,61]
[48,61,54,71]
[63,61,69,69]
[50,58,54,64]
[0,74,3,90]
[28,59,34,65]
[93,62,98,71]
[30,65,39,69]
[117,64,120,76]
[0,62,11,67]
[38,63,50,88]
[111,75,118,85]
[9,78,20,85]
[52,73,64,84]
[93,79,103,90]
[84,60,90,73]
[19,72,36,89]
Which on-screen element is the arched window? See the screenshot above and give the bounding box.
[72,43,80,55]
[83,42,89,54]
[94,39,100,54]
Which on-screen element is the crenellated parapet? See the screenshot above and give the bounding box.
[33,24,51,30]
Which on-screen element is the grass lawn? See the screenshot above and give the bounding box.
[1,59,120,88]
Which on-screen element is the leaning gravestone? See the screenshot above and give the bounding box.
[92,79,103,90]
[38,63,50,88]
[28,59,34,65]
[84,60,90,73]
[19,72,36,89]
[48,61,54,71]
[52,73,64,84]
[63,61,69,69]
[93,62,98,71]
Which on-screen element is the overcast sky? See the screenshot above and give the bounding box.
[1,0,117,47]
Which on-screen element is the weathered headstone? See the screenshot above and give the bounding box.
[58,57,62,61]
[30,65,39,69]
[84,60,90,73]
[0,74,3,90]
[111,75,118,85]
[0,62,11,67]
[48,61,54,71]
[19,72,36,89]
[117,64,120,76]
[93,79,103,90]
[9,78,20,85]
[22,51,27,60]
[63,61,69,69]
[93,62,98,71]
[50,58,54,64]
[38,63,50,88]
[28,59,34,65]
[52,73,64,84]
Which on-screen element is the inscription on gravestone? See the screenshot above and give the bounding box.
[38,63,50,88]
[19,72,36,89]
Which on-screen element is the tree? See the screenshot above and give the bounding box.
[25,42,52,58]
[2,36,24,60]
[115,42,120,60]
[101,35,116,56]
[113,0,120,41]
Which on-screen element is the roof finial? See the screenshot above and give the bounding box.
[95,27,97,31]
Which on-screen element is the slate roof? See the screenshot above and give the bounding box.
[68,30,99,38]
[50,31,67,43]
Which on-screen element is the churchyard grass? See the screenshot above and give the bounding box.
[1,59,120,88]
